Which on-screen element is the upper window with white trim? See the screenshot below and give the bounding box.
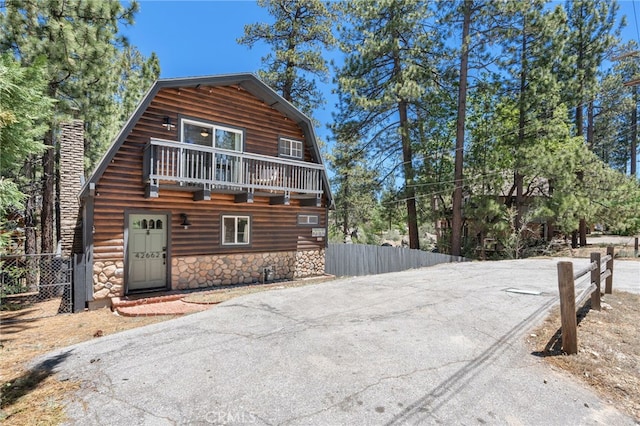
[279,137,304,159]
[181,119,243,152]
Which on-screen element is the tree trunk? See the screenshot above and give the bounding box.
[547,179,555,242]
[451,0,472,257]
[41,129,55,254]
[572,44,585,249]
[579,218,587,247]
[391,24,419,250]
[574,170,586,248]
[24,157,39,291]
[515,17,527,242]
[579,101,594,247]
[515,172,524,231]
[342,172,350,243]
[399,99,419,250]
[631,86,637,177]
[587,100,594,150]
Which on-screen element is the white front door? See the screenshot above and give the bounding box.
[127,213,168,292]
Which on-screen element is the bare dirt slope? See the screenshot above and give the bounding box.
[528,290,640,422]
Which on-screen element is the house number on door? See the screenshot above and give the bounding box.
[134,252,162,259]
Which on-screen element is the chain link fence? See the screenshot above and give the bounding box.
[0,254,73,318]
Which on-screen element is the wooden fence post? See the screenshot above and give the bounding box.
[557,261,578,355]
[590,252,601,311]
[605,246,614,294]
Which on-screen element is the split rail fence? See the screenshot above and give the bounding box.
[556,247,614,355]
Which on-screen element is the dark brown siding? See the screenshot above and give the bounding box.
[92,85,326,261]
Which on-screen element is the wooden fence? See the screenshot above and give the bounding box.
[556,247,614,355]
[325,243,466,277]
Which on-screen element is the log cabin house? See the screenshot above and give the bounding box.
[75,74,332,309]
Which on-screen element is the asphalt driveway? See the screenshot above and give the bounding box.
[38,258,639,425]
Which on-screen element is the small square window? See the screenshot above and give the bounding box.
[298,214,319,226]
[222,215,250,245]
[280,138,304,159]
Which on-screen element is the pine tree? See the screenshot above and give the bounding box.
[238,0,335,118]
[464,80,511,255]
[592,60,635,173]
[498,1,574,252]
[442,0,511,256]
[0,0,152,254]
[83,46,160,171]
[601,42,640,177]
[328,119,378,243]
[0,54,54,253]
[450,0,473,257]
[561,0,622,246]
[334,0,445,249]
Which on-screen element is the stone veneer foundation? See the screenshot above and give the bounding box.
[172,249,325,290]
[93,260,124,300]
[92,249,325,300]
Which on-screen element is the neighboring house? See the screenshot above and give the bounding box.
[432,176,552,256]
[71,74,332,309]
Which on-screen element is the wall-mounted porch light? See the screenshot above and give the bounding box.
[180,213,192,230]
[162,117,176,131]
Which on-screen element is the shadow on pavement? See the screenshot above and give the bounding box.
[385,296,558,425]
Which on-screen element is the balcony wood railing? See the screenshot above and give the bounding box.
[143,138,324,196]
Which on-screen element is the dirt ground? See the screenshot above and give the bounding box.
[528,290,640,422]
[0,277,332,425]
[0,303,175,425]
[0,246,637,425]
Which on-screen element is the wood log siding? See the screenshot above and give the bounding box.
[93,195,326,259]
[152,86,308,159]
[92,84,326,261]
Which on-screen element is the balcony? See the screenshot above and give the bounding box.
[143,138,325,205]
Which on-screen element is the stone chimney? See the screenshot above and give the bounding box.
[59,120,85,256]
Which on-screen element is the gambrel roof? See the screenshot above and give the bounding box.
[79,73,332,204]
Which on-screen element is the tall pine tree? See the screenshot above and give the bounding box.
[238,0,335,118]
[0,54,54,253]
[561,0,621,247]
[499,1,573,249]
[1,0,157,254]
[442,0,511,255]
[334,0,444,249]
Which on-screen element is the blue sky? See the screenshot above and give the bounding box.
[121,0,339,143]
[122,0,640,150]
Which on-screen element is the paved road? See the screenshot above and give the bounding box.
[38,259,639,425]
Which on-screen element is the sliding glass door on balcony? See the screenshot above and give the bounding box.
[181,119,244,185]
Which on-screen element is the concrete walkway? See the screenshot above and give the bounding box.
[37,258,639,425]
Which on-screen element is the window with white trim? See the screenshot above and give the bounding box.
[181,119,243,152]
[279,137,304,159]
[222,215,250,245]
[297,214,319,226]
[181,118,244,183]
